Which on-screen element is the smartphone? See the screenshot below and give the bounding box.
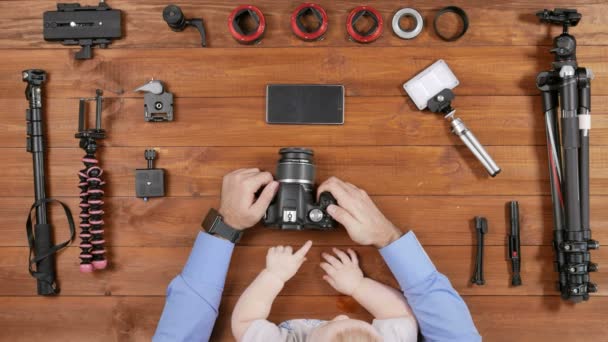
[266,84,344,125]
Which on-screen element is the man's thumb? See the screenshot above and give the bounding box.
[251,181,279,215]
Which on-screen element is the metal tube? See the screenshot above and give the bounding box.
[449,117,501,177]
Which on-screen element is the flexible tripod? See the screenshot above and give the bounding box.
[23,70,75,295]
[536,9,599,302]
[76,90,108,272]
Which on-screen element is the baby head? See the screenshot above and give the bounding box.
[309,315,382,342]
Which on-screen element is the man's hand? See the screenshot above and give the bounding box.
[218,168,278,230]
[317,177,402,248]
[265,241,313,283]
[321,248,364,296]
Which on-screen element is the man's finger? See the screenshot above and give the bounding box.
[294,240,313,258]
[317,177,352,203]
[250,181,279,215]
[332,248,350,264]
[326,204,357,228]
[347,249,359,264]
[236,168,260,175]
[322,252,342,268]
[285,246,293,254]
[246,171,274,189]
[320,262,336,275]
[344,182,360,195]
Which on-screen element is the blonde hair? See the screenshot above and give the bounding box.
[332,327,382,342]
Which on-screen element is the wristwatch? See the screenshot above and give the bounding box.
[202,208,243,243]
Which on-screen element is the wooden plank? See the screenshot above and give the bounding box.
[3,146,608,197]
[2,196,608,248]
[0,1,607,49]
[2,47,608,99]
[3,96,608,148]
[0,246,605,296]
[0,296,606,342]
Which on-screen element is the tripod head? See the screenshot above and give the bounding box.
[537,9,581,68]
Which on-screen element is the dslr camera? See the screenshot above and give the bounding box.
[264,148,337,230]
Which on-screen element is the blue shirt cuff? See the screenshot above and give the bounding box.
[379,231,436,291]
[182,231,235,291]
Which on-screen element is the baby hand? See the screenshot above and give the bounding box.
[265,240,313,283]
[320,248,364,295]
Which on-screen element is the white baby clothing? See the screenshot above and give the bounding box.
[241,317,418,342]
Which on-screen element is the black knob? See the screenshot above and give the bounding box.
[588,239,600,250]
[163,4,187,31]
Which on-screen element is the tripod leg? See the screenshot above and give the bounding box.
[577,68,591,239]
[541,86,567,293]
[559,67,582,240]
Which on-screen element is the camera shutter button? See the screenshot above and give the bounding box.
[309,209,324,223]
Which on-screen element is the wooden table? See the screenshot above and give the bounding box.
[0,1,607,341]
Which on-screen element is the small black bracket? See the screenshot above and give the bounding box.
[135,149,165,201]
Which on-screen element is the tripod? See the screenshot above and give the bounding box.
[76,90,108,272]
[23,70,75,295]
[536,9,599,302]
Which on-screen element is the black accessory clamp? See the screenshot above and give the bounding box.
[508,201,522,286]
[433,6,469,42]
[202,208,243,243]
[472,216,488,285]
[135,149,166,201]
[135,80,174,122]
[43,1,123,60]
[163,4,207,47]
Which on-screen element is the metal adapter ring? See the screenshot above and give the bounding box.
[392,8,423,40]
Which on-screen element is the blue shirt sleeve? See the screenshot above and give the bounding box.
[153,232,235,342]
[380,231,481,342]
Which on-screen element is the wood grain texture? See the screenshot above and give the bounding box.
[3,146,608,197]
[1,0,607,49]
[0,245,605,296]
[1,0,607,340]
[1,296,607,342]
[1,47,608,99]
[2,96,608,148]
[2,196,608,248]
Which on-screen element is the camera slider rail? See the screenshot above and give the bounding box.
[43,1,122,60]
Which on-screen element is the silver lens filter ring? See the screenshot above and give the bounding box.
[392,8,423,40]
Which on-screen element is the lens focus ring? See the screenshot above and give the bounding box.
[277,147,315,184]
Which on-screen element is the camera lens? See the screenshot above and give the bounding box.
[277,147,315,185]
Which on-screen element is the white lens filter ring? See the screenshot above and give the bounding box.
[392,8,423,40]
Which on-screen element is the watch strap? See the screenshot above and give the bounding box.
[202,208,242,243]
